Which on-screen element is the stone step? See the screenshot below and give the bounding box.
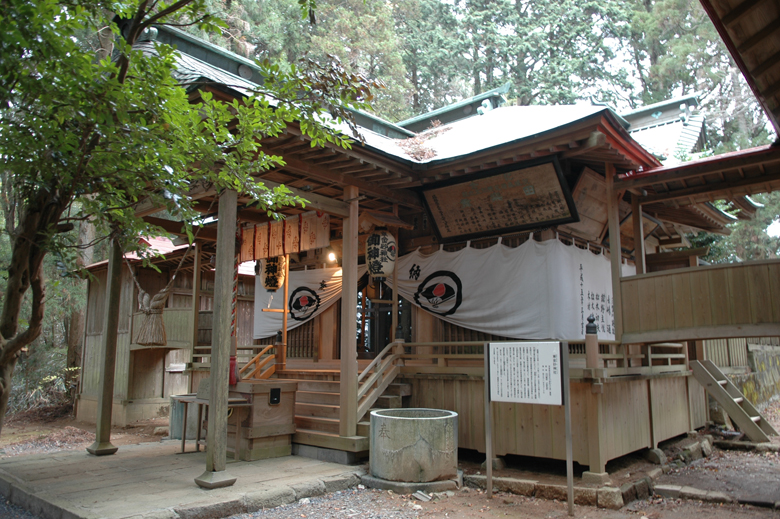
[383,382,412,397]
[374,395,403,408]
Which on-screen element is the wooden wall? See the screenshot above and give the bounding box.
[621,259,780,343]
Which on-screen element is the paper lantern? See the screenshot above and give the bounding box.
[366,228,396,281]
[261,256,286,292]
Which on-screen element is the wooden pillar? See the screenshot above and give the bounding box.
[86,238,122,456]
[605,163,623,343]
[281,254,290,370]
[586,390,606,473]
[189,242,200,393]
[391,229,399,340]
[631,193,646,275]
[195,189,237,489]
[339,186,359,437]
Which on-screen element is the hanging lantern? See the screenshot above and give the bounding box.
[366,227,396,282]
[261,256,286,292]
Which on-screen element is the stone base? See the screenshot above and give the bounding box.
[194,470,237,489]
[361,470,463,494]
[480,457,506,470]
[292,444,365,465]
[86,441,118,456]
[581,471,610,485]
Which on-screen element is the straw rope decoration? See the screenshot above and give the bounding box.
[126,195,218,346]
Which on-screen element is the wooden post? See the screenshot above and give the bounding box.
[631,193,646,275]
[585,317,600,370]
[391,229,399,340]
[86,238,122,456]
[281,253,289,370]
[585,389,606,474]
[605,163,623,342]
[195,189,237,489]
[189,242,200,393]
[339,186,359,437]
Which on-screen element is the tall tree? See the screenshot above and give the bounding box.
[0,0,377,431]
[309,0,412,121]
[393,0,468,115]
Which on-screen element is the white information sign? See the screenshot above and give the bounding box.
[488,341,562,405]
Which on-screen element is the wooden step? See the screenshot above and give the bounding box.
[295,380,341,392]
[751,416,761,423]
[295,391,340,406]
[295,403,340,419]
[383,382,412,397]
[734,397,744,404]
[277,370,341,381]
[295,415,340,434]
[357,421,370,437]
[292,429,369,453]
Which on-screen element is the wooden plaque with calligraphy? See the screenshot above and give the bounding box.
[421,158,578,242]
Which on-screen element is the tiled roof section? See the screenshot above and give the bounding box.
[134,41,258,97]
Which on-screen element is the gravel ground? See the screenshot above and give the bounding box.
[0,498,39,519]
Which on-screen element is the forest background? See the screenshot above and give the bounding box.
[3,0,779,420]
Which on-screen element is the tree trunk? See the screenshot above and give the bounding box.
[0,356,19,435]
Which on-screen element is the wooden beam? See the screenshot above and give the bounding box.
[751,49,780,78]
[618,147,780,192]
[737,18,780,53]
[144,216,218,241]
[639,169,780,204]
[270,152,423,209]
[259,179,350,217]
[339,186,359,437]
[189,243,201,394]
[722,0,767,26]
[561,131,606,159]
[606,163,623,342]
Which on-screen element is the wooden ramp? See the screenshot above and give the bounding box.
[690,360,778,442]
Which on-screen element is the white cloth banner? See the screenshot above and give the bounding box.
[253,265,367,339]
[386,239,634,341]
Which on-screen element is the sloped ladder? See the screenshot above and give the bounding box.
[690,360,779,442]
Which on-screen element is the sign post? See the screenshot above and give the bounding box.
[484,341,573,516]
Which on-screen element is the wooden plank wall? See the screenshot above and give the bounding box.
[400,373,694,468]
[649,377,690,445]
[687,376,707,429]
[705,338,749,368]
[601,380,651,462]
[621,260,780,343]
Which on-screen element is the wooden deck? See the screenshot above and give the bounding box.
[621,259,780,344]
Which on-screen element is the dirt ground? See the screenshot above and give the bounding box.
[1,401,779,519]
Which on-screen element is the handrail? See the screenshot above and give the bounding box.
[358,340,401,384]
[239,344,274,378]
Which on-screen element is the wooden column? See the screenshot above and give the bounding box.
[391,229,399,340]
[280,254,290,370]
[86,238,122,456]
[605,163,624,343]
[339,186,359,437]
[586,390,606,474]
[631,193,646,275]
[189,242,200,393]
[195,189,237,489]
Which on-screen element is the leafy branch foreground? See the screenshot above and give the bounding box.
[0,0,379,433]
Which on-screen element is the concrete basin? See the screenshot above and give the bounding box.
[370,408,458,483]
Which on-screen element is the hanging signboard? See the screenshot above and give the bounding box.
[421,158,578,242]
[240,211,330,262]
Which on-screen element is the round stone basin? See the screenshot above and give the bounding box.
[370,408,458,483]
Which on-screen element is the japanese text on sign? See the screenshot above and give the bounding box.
[489,342,562,405]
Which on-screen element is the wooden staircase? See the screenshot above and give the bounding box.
[276,372,411,453]
[690,360,779,442]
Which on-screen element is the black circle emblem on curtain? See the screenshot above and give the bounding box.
[414,271,462,316]
[289,287,320,321]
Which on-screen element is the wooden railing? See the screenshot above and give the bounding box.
[356,340,403,420]
[393,340,689,379]
[239,344,276,380]
[621,259,780,344]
